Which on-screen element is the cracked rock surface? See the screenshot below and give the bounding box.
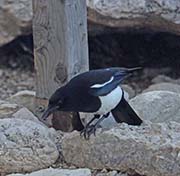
[7,168,91,176]
[87,0,180,35]
[0,118,59,174]
[130,91,180,123]
[0,0,32,46]
[0,100,21,118]
[7,90,36,113]
[143,82,180,94]
[61,121,180,176]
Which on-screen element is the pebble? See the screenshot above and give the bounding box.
[0,68,34,100]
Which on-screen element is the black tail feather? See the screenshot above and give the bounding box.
[111,97,142,126]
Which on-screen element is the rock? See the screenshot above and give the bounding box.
[116,173,128,176]
[96,170,127,176]
[0,69,3,77]
[130,91,180,123]
[151,75,176,84]
[7,91,83,132]
[87,0,180,35]
[143,82,180,94]
[7,168,91,176]
[0,118,59,174]
[61,121,180,176]
[174,77,180,85]
[0,0,32,46]
[80,112,117,130]
[51,111,84,132]
[151,75,180,85]
[0,68,34,100]
[0,100,20,118]
[99,113,118,129]
[12,107,40,123]
[121,84,135,99]
[0,100,40,123]
[142,68,172,81]
[7,90,35,113]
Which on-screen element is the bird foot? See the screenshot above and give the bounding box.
[80,125,97,140]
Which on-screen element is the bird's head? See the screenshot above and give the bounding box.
[41,87,65,120]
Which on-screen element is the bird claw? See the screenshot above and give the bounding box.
[80,125,97,140]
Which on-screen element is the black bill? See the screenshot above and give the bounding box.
[41,105,58,120]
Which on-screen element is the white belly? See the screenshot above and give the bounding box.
[96,86,123,115]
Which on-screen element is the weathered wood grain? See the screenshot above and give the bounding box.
[33,0,89,130]
[33,0,89,99]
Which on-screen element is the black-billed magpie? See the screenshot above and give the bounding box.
[41,67,143,139]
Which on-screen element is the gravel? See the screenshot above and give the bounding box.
[0,68,34,100]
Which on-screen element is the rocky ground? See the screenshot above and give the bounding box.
[0,35,34,100]
[0,2,180,176]
[1,54,180,176]
[1,43,180,176]
[0,68,34,100]
[0,1,180,175]
[1,90,180,176]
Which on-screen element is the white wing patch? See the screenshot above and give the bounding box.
[91,76,114,88]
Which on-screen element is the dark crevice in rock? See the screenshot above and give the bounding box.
[0,31,180,81]
[0,34,33,70]
[89,31,180,78]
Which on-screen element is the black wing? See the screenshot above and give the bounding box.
[111,96,142,125]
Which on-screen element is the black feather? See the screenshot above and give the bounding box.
[111,96,142,126]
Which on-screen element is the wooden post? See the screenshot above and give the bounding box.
[33,0,89,130]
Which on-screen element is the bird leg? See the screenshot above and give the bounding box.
[81,112,110,139]
[80,114,100,137]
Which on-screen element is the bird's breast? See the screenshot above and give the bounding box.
[96,86,122,115]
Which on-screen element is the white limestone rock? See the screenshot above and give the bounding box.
[130,91,180,123]
[61,121,180,176]
[87,0,180,35]
[0,0,32,46]
[7,90,36,113]
[143,82,180,94]
[1,0,180,46]
[0,118,59,174]
[0,100,20,118]
[7,168,91,176]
